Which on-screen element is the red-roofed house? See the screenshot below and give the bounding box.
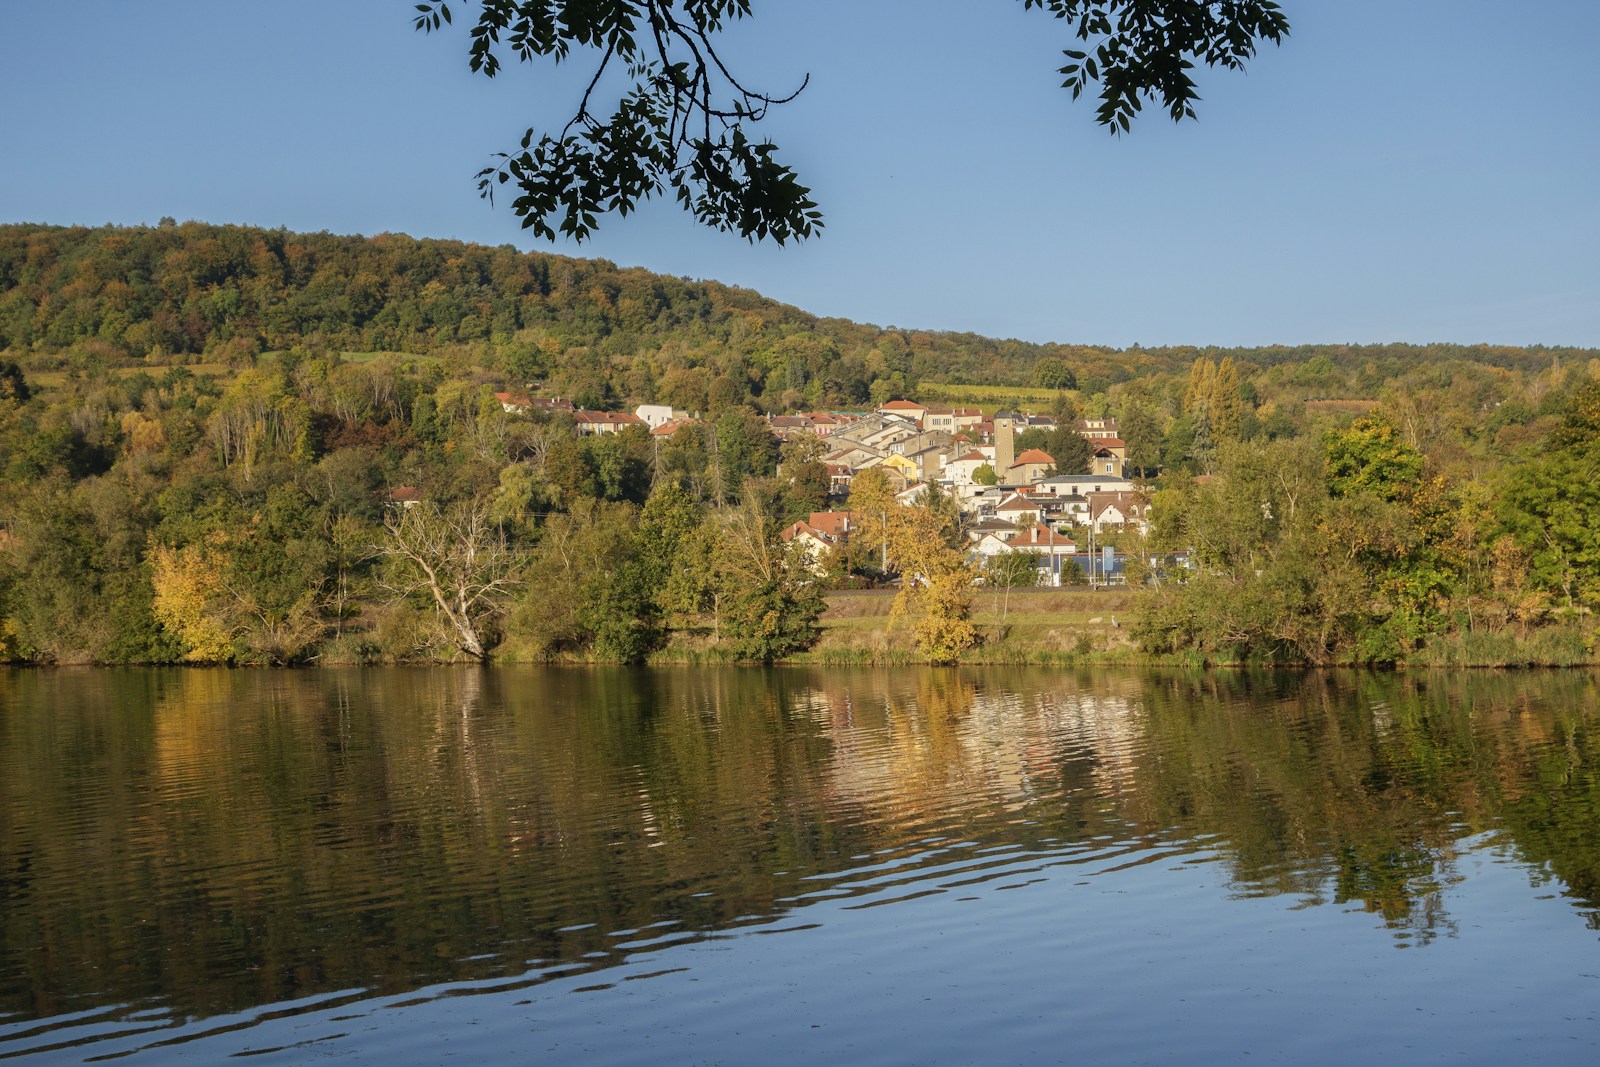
[807,511,859,541]
[1008,447,1055,484]
[921,404,956,433]
[876,399,927,424]
[803,412,845,436]
[950,407,986,431]
[779,520,837,574]
[494,391,531,414]
[575,410,647,436]
[651,417,697,437]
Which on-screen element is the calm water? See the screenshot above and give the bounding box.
[2,667,1599,1064]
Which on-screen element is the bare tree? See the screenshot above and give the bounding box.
[380,499,520,660]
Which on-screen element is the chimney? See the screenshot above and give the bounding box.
[994,416,1015,478]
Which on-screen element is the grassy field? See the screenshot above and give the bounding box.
[809,587,1143,662]
[916,382,1077,407]
[317,350,436,364]
[25,362,234,389]
[25,351,435,392]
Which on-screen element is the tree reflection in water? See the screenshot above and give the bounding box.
[2,666,1598,1036]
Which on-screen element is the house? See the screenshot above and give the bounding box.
[966,517,1018,543]
[651,417,696,438]
[860,422,920,452]
[1007,447,1055,485]
[635,404,680,429]
[1086,491,1151,534]
[879,452,921,485]
[1053,492,1092,526]
[826,462,855,495]
[780,520,839,574]
[854,461,910,494]
[993,492,1044,526]
[803,412,847,436]
[825,446,884,473]
[767,414,811,439]
[944,449,992,487]
[972,531,1025,564]
[1033,473,1134,498]
[950,407,986,431]
[904,444,951,482]
[1075,416,1120,441]
[801,510,852,539]
[497,392,574,415]
[494,391,531,414]
[574,410,648,435]
[530,396,575,415]
[1089,437,1127,476]
[386,485,422,510]
[921,404,957,433]
[876,399,928,423]
[973,524,1080,585]
[896,482,930,506]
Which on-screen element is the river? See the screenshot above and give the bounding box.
[2,667,1598,1063]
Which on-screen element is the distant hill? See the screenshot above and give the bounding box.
[2,221,1590,411]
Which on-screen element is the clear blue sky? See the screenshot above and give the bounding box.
[3,1,1597,349]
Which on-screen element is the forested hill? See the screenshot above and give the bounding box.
[2,221,1590,409]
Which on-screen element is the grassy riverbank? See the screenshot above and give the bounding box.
[797,587,1143,665]
[635,588,1596,669]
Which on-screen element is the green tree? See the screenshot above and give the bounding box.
[511,499,663,662]
[0,359,28,403]
[1497,383,1600,609]
[1047,427,1092,476]
[1032,359,1077,391]
[1119,401,1162,477]
[713,407,779,503]
[713,497,823,662]
[1325,414,1425,501]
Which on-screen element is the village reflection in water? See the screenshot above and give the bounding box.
[2,666,1599,1058]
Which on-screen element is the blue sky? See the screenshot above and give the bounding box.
[3,1,1597,348]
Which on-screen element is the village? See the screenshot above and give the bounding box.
[492,391,1157,587]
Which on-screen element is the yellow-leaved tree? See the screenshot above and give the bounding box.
[149,541,236,663]
[848,478,978,664]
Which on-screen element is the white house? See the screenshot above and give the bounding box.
[1033,473,1134,498]
[634,404,680,429]
[944,449,991,487]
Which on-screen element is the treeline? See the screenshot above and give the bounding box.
[4,222,1591,410]
[1133,375,1600,665]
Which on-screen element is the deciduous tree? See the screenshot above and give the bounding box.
[420,1,1289,240]
[381,498,519,660]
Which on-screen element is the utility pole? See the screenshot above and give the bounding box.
[881,509,888,574]
[1088,519,1096,589]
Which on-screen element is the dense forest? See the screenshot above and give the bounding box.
[3,221,1588,405]
[1,220,1597,666]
